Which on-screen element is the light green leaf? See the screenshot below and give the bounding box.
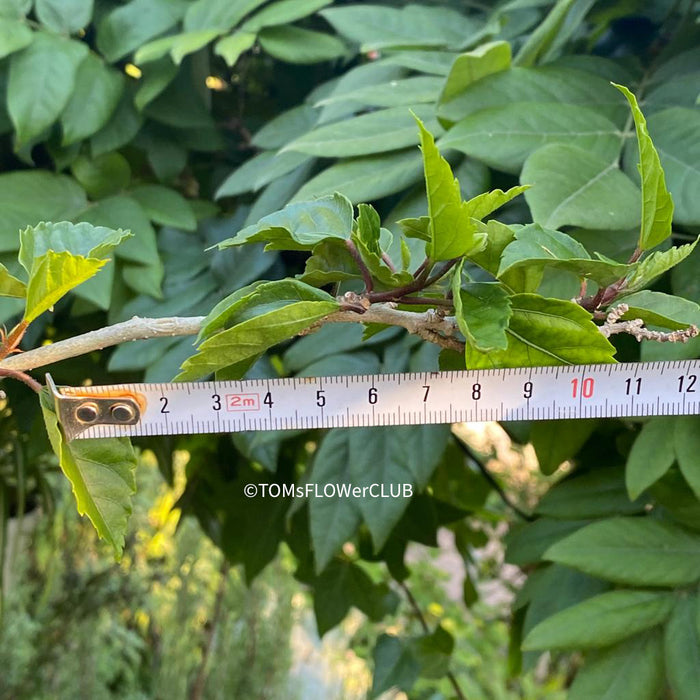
[25,250,106,322]
[523,589,673,650]
[441,102,622,174]
[624,241,698,293]
[41,392,136,557]
[0,171,87,253]
[35,0,92,34]
[130,184,196,230]
[674,417,700,500]
[76,195,159,265]
[569,631,665,700]
[466,294,616,369]
[645,108,700,226]
[214,31,256,66]
[8,32,88,147]
[184,0,266,32]
[625,417,676,499]
[0,263,26,298]
[258,26,348,64]
[299,239,361,286]
[498,224,633,286]
[416,118,486,261]
[18,220,131,273]
[464,185,530,220]
[96,0,187,62]
[242,0,332,32]
[177,300,339,380]
[60,52,124,146]
[545,517,700,586]
[614,84,673,251]
[530,419,599,475]
[452,262,511,352]
[0,17,32,59]
[616,291,700,331]
[321,4,480,52]
[284,106,439,158]
[315,76,443,109]
[309,430,361,572]
[197,278,334,342]
[665,595,700,700]
[397,216,430,242]
[383,50,456,76]
[522,144,640,230]
[291,149,423,204]
[439,41,511,105]
[218,193,353,251]
[515,0,577,67]
[132,34,178,64]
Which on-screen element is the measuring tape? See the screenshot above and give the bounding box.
[46,360,700,441]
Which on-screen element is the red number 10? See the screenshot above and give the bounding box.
[571,377,594,399]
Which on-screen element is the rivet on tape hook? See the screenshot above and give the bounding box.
[45,374,142,441]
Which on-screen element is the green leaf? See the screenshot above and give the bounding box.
[441,102,622,174]
[24,250,106,322]
[531,419,598,475]
[96,0,187,62]
[464,185,530,221]
[616,291,700,331]
[315,76,443,109]
[300,238,361,286]
[71,152,131,200]
[498,224,633,287]
[41,392,136,557]
[613,84,673,251]
[0,171,87,253]
[321,4,480,52]
[217,193,353,251]
[251,104,318,149]
[284,106,440,158]
[184,0,266,32]
[258,26,347,64]
[665,595,700,700]
[0,17,32,60]
[465,294,616,369]
[626,418,676,499]
[347,425,449,550]
[416,118,486,261]
[645,107,700,226]
[523,589,674,651]
[60,52,124,146]
[437,65,627,126]
[505,518,591,567]
[18,220,131,273]
[0,262,26,298]
[452,266,511,352]
[291,149,423,204]
[439,41,511,106]
[8,32,88,147]
[397,216,430,242]
[309,430,361,572]
[383,50,456,76]
[546,517,700,587]
[90,89,144,157]
[522,144,640,230]
[130,184,196,231]
[536,468,645,519]
[515,0,577,67]
[35,0,92,33]
[242,0,333,32]
[177,299,339,380]
[624,241,698,294]
[134,58,177,111]
[569,631,665,700]
[674,417,700,500]
[214,31,256,66]
[370,635,420,698]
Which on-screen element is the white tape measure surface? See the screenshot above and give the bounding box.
[50,361,700,441]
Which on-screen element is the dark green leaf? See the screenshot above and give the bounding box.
[674,416,700,500]
[626,418,676,499]
[184,0,266,32]
[370,634,420,698]
[531,419,598,475]
[130,184,196,230]
[71,152,131,200]
[546,517,700,586]
[258,26,348,64]
[665,595,700,700]
[505,518,590,567]
[616,291,700,331]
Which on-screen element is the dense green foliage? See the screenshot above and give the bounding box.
[1,0,700,697]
